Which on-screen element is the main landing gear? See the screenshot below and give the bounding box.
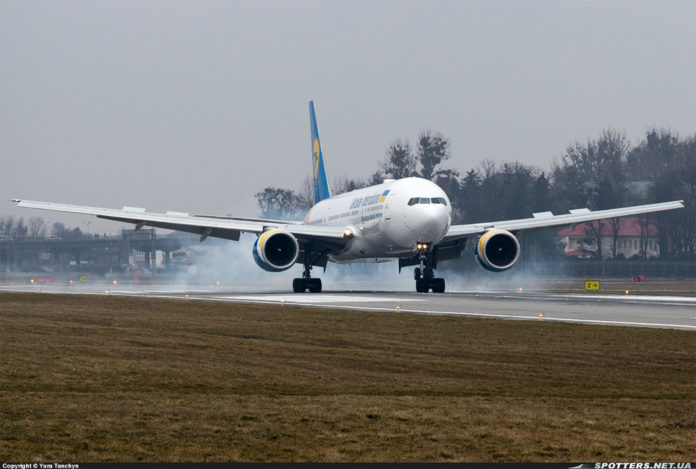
[414,248,445,293]
[293,263,322,293]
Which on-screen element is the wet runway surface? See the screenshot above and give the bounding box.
[2,281,695,330]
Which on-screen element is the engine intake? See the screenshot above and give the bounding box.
[475,229,520,272]
[252,229,299,272]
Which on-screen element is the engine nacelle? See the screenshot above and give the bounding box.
[252,229,299,272]
[475,229,520,272]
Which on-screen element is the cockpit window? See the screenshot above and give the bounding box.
[409,197,447,205]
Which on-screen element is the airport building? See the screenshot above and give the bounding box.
[557,216,659,259]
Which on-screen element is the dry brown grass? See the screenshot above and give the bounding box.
[0,292,694,462]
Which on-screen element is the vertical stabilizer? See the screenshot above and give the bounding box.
[309,100,331,204]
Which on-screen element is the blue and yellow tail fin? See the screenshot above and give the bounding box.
[309,100,331,204]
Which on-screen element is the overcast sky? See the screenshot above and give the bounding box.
[2,0,695,232]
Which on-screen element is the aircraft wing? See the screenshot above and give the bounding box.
[442,199,685,241]
[11,199,348,244]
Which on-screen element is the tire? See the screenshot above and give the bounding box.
[415,279,429,293]
[432,278,445,293]
[414,267,421,280]
[309,278,322,293]
[292,278,305,293]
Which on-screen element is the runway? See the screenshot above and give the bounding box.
[2,280,695,330]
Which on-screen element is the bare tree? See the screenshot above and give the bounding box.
[2,216,15,239]
[12,217,27,240]
[553,129,630,258]
[29,217,46,239]
[255,187,310,220]
[52,222,67,239]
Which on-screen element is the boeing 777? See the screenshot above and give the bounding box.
[12,101,684,293]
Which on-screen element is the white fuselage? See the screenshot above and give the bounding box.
[305,177,451,262]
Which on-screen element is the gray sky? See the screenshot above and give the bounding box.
[2,0,695,232]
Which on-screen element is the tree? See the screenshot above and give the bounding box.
[52,222,68,239]
[416,130,450,181]
[677,135,696,258]
[332,176,368,195]
[380,139,416,180]
[532,172,551,211]
[12,217,27,240]
[255,187,310,220]
[28,217,46,239]
[458,169,484,222]
[552,129,630,258]
[626,129,693,258]
[0,216,13,239]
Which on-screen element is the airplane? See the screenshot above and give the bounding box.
[12,101,685,293]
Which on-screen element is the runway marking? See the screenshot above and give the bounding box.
[564,294,696,303]
[203,295,696,330]
[396,308,696,330]
[222,294,422,304]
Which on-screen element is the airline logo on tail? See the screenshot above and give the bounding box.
[313,138,321,179]
[309,100,331,205]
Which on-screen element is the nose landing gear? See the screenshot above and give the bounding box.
[414,249,445,293]
[415,267,445,293]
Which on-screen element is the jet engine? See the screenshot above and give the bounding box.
[252,229,299,272]
[475,229,520,272]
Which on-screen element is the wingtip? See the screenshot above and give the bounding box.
[10,199,20,203]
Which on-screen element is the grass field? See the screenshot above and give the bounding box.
[0,292,694,462]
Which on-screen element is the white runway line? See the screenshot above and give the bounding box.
[222,294,422,303]
[217,300,696,330]
[397,308,696,330]
[564,294,696,303]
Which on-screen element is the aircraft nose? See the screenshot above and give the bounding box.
[417,205,449,243]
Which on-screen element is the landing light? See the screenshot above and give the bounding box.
[343,229,354,239]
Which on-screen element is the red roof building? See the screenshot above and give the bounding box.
[557,217,660,259]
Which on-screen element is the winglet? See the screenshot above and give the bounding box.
[309,100,331,204]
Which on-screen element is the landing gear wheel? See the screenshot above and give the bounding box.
[293,278,305,293]
[294,259,322,293]
[432,278,445,293]
[412,247,445,293]
[308,278,322,293]
[415,278,429,293]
